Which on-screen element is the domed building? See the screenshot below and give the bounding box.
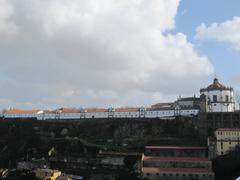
[200,78,235,112]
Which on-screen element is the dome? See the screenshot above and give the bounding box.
[200,78,233,92]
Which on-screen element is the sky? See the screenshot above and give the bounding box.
[175,0,240,84]
[0,0,239,109]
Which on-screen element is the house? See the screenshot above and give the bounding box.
[213,128,240,156]
[142,146,214,180]
[34,169,61,180]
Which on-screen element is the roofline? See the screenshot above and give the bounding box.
[216,128,240,132]
[143,156,210,162]
[142,167,214,174]
[145,146,207,150]
[200,87,233,92]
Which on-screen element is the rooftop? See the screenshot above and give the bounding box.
[216,128,240,132]
[145,146,207,150]
[58,108,80,113]
[143,156,209,162]
[177,97,200,101]
[99,151,141,156]
[114,107,140,112]
[200,78,232,92]
[142,167,213,174]
[35,168,60,173]
[4,109,41,114]
[85,108,109,113]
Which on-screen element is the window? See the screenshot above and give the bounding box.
[213,95,217,102]
[183,174,186,180]
[226,95,229,102]
[196,174,199,180]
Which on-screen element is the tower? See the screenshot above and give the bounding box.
[200,78,235,112]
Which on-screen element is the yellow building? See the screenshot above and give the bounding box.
[34,168,61,180]
[215,128,240,156]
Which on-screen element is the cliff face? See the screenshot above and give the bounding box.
[0,117,205,167]
[0,117,204,144]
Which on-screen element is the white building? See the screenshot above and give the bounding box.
[4,109,41,119]
[200,78,235,112]
[214,128,240,156]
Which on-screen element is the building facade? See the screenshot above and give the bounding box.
[214,128,240,156]
[3,107,199,120]
[34,169,61,180]
[142,146,215,180]
[3,78,236,120]
[200,78,235,112]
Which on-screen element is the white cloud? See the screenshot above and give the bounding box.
[196,16,240,50]
[0,0,18,35]
[0,0,214,109]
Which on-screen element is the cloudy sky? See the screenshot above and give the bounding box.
[0,0,239,109]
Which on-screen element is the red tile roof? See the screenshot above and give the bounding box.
[42,110,57,114]
[151,102,174,109]
[142,167,213,173]
[146,107,175,111]
[114,107,139,112]
[145,146,207,150]
[143,156,209,162]
[4,109,41,114]
[58,108,80,113]
[86,108,108,113]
